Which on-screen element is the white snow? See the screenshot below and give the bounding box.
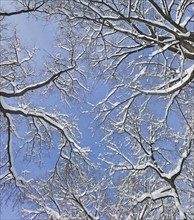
[137,186,172,203]
[139,64,194,95]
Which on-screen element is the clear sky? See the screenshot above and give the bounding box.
[0,1,57,219]
[0,2,106,219]
[1,1,193,219]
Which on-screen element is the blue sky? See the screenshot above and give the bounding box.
[0,1,193,219]
[0,2,107,219]
[0,2,57,219]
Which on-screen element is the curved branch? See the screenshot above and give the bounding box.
[0,97,83,155]
[0,65,75,98]
[136,64,194,95]
[0,0,47,16]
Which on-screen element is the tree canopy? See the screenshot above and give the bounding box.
[0,0,194,219]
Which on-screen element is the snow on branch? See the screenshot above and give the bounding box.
[0,97,88,159]
[0,65,75,98]
[0,0,47,16]
[136,64,194,95]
